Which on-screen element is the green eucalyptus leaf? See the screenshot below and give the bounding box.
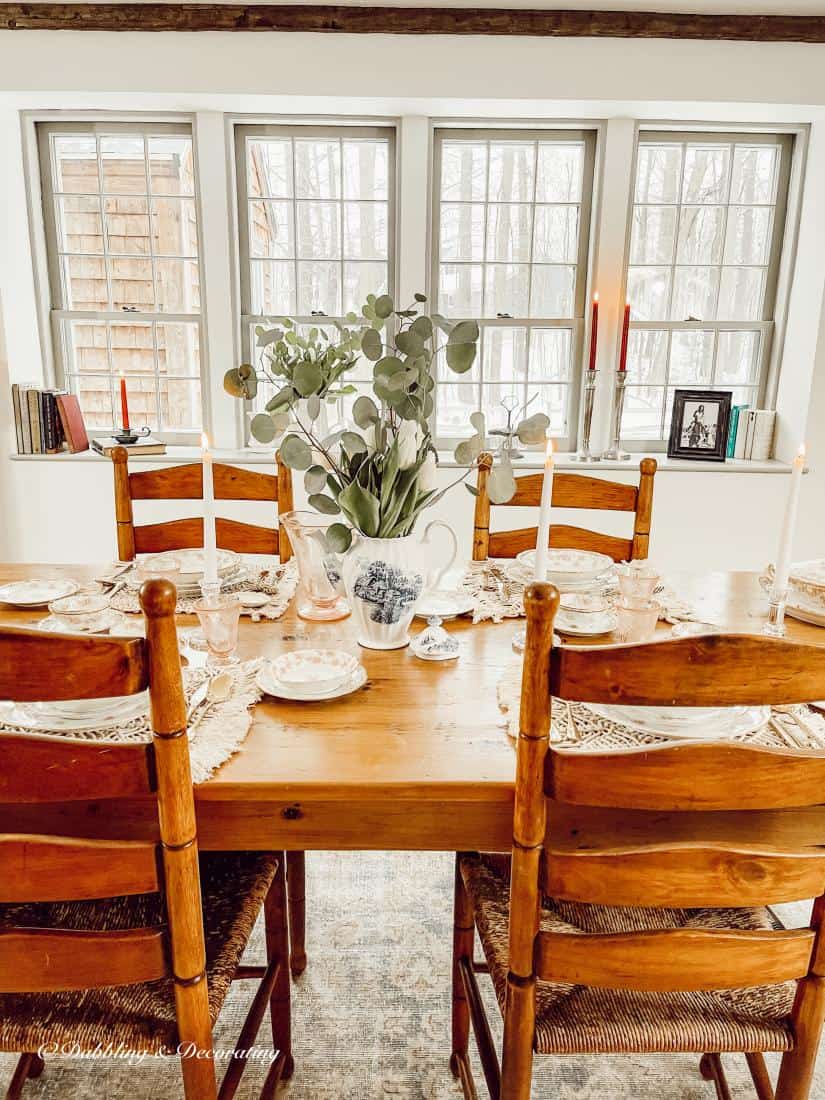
[338,479,380,537]
[396,329,425,358]
[353,394,379,429]
[431,313,453,337]
[465,484,479,497]
[362,328,383,361]
[445,341,477,374]
[374,355,404,379]
[414,292,427,303]
[250,413,277,444]
[280,433,313,471]
[326,522,353,553]
[488,461,517,505]
[305,464,329,494]
[469,411,486,436]
[285,330,298,346]
[386,368,418,392]
[280,317,294,329]
[374,294,394,319]
[341,431,368,457]
[449,319,480,345]
[308,493,341,515]
[293,360,323,397]
[255,328,283,348]
[516,412,551,445]
[271,411,291,433]
[265,385,294,413]
[409,315,433,341]
[306,393,322,421]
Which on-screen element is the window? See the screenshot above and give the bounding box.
[37,122,203,436]
[624,131,792,443]
[235,124,395,423]
[431,128,595,447]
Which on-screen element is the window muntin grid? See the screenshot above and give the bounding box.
[38,122,202,436]
[431,128,595,447]
[623,132,792,443]
[236,124,395,426]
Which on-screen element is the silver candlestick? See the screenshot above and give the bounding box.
[602,370,632,461]
[571,369,599,462]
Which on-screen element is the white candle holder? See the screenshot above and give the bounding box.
[602,371,632,461]
[570,369,599,463]
[762,585,788,637]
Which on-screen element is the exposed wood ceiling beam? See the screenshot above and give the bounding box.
[1,4,825,42]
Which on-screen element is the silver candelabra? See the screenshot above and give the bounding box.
[602,371,632,461]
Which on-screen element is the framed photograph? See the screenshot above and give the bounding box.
[667,389,732,462]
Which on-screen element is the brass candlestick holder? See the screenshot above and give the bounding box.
[602,371,632,461]
[571,369,599,462]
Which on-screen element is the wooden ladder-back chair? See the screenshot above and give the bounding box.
[452,583,825,1100]
[110,447,308,980]
[111,447,294,564]
[472,453,657,562]
[0,580,292,1099]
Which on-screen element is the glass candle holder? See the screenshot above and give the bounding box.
[615,597,661,643]
[194,594,241,666]
[762,585,788,638]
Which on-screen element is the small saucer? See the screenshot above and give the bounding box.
[414,590,474,621]
[555,609,617,636]
[238,592,272,609]
[256,662,367,702]
[37,609,132,635]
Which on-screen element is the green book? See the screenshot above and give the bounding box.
[726,404,749,459]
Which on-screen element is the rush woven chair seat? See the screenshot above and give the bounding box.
[450,584,825,1100]
[460,852,796,1056]
[472,452,657,562]
[0,581,292,1100]
[0,851,278,1057]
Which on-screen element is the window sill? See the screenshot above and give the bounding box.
[9,447,797,474]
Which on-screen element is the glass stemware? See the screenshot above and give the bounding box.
[193,594,241,666]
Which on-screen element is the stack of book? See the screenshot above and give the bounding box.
[91,436,166,457]
[11,385,89,455]
[727,405,776,461]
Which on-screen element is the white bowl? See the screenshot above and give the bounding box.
[269,650,361,696]
[48,592,111,632]
[516,548,615,584]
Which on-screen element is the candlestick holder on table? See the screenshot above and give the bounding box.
[571,369,599,462]
[762,585,788,637]
[114,425,151,446]
[602,370,632,461]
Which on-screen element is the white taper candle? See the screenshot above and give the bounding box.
[201,431,218,586]
[534,436,555,581]
[773,443,806,595]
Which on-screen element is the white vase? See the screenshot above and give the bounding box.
[341,522,458,650]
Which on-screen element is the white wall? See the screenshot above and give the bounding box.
[1,29,824,573]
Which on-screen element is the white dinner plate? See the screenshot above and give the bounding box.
[515,548,614,584]
[141,548,239,586]
[587,703,770,741]
[36,609,139,636]
[414,590,475,620]
[256,662,367,702]
[2,691,150,731]
[0,579,79,607]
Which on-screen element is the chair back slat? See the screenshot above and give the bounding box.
[509,470,639,512]
[0,733,155,803]
[535,928,815,992]
[129,462,279,502]
[133,516,278,556]
[0,628,148,702]
[550,633,825,708]
[0,835,160,902]
[112,447,294,563]
[489,524,632,563]
[472,454,657,563]
[548,742,825,811]
[0,928,169,992]
[544,840,825,908]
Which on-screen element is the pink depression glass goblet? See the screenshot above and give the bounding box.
[193,594,241,667]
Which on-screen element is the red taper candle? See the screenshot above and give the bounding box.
[587,293,599,373]
[119,375,130,430]
[618,302,631,372]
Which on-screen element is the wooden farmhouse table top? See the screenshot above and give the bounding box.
[1,562,824,852]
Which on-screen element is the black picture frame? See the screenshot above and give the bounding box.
[667,389,732,462]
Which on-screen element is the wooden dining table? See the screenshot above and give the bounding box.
[2,562,825,853]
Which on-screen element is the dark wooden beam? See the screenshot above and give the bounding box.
[1,4,825,43]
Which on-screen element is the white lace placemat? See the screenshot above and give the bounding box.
[496,670,825,752]
[0,659,265,785]
[108,560,299,621]
[461,560,697,626]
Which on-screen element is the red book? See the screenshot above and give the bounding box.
[56,394,89,454]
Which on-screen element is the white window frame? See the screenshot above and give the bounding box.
[234,120,397,435]
[429,125,597,452]
[622,128,794,450]
[36,118,206,444]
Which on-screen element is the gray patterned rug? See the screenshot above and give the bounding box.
[0,852,819,1098]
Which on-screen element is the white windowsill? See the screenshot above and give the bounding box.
[8,447,799,474]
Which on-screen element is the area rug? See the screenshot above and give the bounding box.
[0,852,818,1098]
